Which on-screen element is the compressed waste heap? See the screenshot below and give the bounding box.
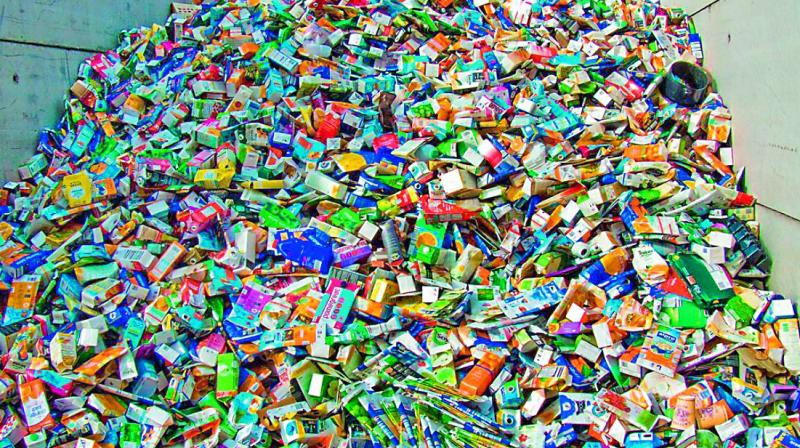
[0,0,797,447]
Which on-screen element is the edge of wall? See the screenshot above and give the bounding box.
[0,1,180,181]
[674,0,800,299]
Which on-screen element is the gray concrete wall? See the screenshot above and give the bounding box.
[665,0,800,299]
[0,0,176,180]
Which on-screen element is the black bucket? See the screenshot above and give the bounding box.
[661,61,709,106]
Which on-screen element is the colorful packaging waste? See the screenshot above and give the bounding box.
[0,0,797,447]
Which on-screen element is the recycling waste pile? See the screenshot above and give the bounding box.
[1,0,799,447]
